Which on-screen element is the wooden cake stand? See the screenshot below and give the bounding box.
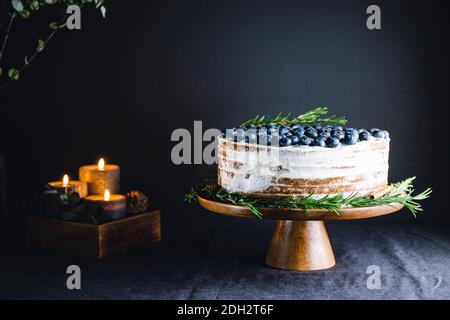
[198,196,403,271]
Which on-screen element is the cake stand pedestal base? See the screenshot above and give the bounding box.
[266,220,335,271]
[197,196,403,272]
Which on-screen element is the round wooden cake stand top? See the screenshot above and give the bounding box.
[198,196,403,271]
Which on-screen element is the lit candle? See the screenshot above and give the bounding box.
[104,188,110,201]
[63,174,69,187]
[48,174,88,198]
[98,158,105,171]
[84,188,126,221]
[79,158,120,195]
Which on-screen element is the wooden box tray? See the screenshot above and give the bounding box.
[26,210,161,258]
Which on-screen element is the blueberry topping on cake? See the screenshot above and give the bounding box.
[222,124,389,148]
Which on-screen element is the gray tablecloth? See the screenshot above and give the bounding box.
[1,221,449,299]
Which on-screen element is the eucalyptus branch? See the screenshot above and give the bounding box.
[0,12,17,64]
[0,13,65,92]
[185,177,432,219]
[241,107,347,127]
[0,0,106,92]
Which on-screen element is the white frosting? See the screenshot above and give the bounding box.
[218,137,390,197]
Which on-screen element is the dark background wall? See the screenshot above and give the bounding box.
[0,0,448,241]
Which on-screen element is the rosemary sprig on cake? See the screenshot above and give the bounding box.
[185,177,432,219]
[240,107,347,127]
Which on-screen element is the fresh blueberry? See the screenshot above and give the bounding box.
[344,129,358,140]
[331,129,344,140]
[279,137,292,147]
[290,135,299,145]
[292,127,305,136]
[299,136,313,146]
[284,132,293,137]
[246,124,256,130]
[321,126,332,133]
[319,132,331,139]
[335,126,343,131]
[371,129,385,139]
[370,128,380,134]
[326,136,340,148]
[342,133,358,145]
[314,137,327,147]
[359,130,370,141]
[383,130,390,138]
[305,128,318,138]
[313,125,323,131]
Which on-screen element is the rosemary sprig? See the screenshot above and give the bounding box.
[345,177,432,217]
[185,184,263,218]
[241,107,347,127]
[185,177,432,219]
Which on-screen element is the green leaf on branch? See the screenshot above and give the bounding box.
[11,0,24,12]
[24,56,29,65]
[100,5,106,18]
[8,68,20,80]
[95,0,105,9]
[45,0,59,4]
[30,0,40,11]
[49,22,66,29]
[19,9,30,18]
[36,39,45,53]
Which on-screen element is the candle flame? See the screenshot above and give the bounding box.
[98,158,105,170]
[104,189,110,201]
[62,174,69,187]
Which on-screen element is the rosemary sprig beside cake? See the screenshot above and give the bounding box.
[185,177,431,219]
